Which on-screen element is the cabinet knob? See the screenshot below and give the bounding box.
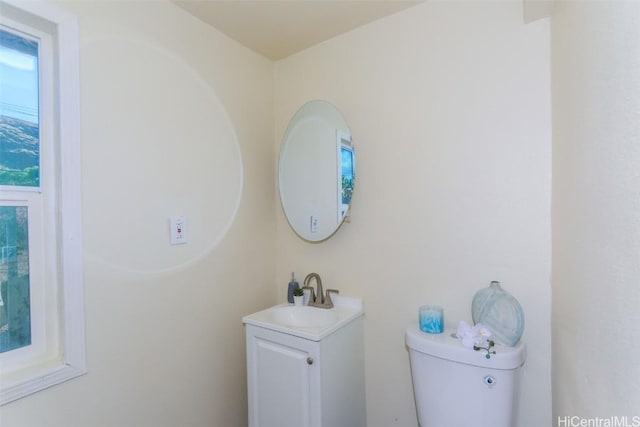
[307,357,314,365]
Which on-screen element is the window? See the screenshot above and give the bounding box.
[0,24,39,358]
[0,0,85,404]
[336,130,355,221]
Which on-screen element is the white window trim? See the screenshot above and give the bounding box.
[0,0,86,405]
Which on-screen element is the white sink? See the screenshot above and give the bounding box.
[242,296,364,341]
[269,305,339,328]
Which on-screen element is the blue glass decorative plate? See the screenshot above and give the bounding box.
[472,281,524,346]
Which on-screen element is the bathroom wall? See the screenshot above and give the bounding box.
[1,1,275,426]
[274,2,552,426]
[551,1,640,419]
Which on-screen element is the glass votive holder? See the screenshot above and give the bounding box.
[419,305,444,334]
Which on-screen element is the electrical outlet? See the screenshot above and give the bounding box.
[170,216,187,245]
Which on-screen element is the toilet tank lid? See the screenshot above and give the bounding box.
[405,324,526,370]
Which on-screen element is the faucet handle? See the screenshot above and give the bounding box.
[325,289,339,307]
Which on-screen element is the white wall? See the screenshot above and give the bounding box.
[1,1,275,426]
[274,2,552,426]
[5,1,631,424]
[551,0,640,419]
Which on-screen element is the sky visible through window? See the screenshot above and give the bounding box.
[0,28,39,188]
[0,29,38,122]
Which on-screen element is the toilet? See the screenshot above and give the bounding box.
[405,324,526,427]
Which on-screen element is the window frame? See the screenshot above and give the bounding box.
[0,0,85,405]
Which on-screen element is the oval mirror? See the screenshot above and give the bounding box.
[279,100,356,242]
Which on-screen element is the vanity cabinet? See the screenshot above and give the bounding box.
[245,316,365,427]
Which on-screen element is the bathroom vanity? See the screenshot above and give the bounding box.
[243,297,365,427]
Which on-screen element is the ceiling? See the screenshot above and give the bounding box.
[172,1,422,60]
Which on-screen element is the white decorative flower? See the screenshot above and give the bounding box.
[472,323,492,348]
[457,321,475,349]
[456,321,495,356]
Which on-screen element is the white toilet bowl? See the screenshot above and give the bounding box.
[406,324,526,427]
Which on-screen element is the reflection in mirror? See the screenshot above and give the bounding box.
[279,100,355,242]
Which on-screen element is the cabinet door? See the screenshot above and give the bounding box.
[246,326,320,427]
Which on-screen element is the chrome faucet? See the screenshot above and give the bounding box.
[302,272,339,309]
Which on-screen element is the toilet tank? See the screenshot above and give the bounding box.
[405,324,526,427]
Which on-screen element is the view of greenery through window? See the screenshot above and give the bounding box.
[0,207,31,352]
[341,147,354,205]
[0,28,38,353]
